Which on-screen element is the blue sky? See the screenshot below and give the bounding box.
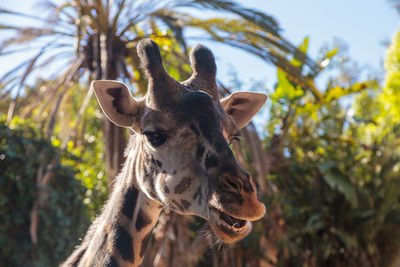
[0,0,398,92]
[205,0,399,89]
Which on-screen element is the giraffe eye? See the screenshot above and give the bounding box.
[143,131,167,147]
[229,133,241,144]
[233,136,241,142]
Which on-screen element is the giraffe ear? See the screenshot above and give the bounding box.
[92,80,143,129]
[220,92,267,130]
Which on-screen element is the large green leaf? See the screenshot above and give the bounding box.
[292,36,309,67]
[271,68,304,102]
[318,164,358,208]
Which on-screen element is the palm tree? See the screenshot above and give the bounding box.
[0,0,321,183]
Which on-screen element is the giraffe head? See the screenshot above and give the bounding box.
[93,39,266,243]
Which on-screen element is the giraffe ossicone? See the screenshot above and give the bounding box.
[63,39,267,266]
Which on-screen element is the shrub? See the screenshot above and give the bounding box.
[0,118,90,266]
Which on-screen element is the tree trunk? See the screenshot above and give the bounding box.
[103,118,126,190]
[94,32,126,191]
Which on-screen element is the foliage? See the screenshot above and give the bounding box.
[0,116,90,266]
[1,79,109,217]
[0,0,316,120]
[0,1,317,266]
[382,29,400,121]
[271,97,400,266]
[263,35,400,266]
[0,0,319,195]
[55,81,109,217]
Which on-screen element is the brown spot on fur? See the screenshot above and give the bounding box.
[114,224,134,262]
[174,177,192,194]
[122,187,139,219]
[205,153,219,169]
[170,199,185,210]
[151,156,162,168]
[192,186,203,205]
[136,209,152,232]
[196,143,205,160]
[190,123,200,136]
[180,199,191,209]
[163,184,170,194]
[106,255,119,267]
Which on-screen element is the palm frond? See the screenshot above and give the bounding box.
[6,48,46,121]
[149,10,323,100]
[0,43,71,57]
[0,26,73,53]
[153,10,188,54]
[42,0,77,23]
[111,0,127,33]
[174,0,280,36]
[0,7,49,22]
[36,59,84,117]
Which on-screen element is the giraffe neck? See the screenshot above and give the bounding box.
[64,136,162,267]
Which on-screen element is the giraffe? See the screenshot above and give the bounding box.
[62,39,267,267]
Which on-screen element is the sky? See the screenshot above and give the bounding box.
[198,0,399,90]
[0,0,398,93]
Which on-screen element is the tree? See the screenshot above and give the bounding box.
[255,32,400,266]
[0,116,89,266]
[0,0,318,185]
[0,1,328,265]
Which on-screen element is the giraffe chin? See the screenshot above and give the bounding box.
[209,208,253,243]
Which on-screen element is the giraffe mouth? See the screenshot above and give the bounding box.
[218,210,247,230]
[209,208,248,230]
[209,208,252,243]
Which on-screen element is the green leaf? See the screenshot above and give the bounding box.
[325,82,368,102]
[336,230,357,249]
[292,36,309,67]
[298,36,309,54]
[326,47,339,59]
[272,68,304,102]
[323,172,358,208]
[318,163,359,208]
[318,160,336,172]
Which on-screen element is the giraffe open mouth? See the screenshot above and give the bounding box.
[210,207,250,231]
[208,208,252,243]
[218,211,247,230]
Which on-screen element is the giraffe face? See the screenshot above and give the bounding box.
[93,39,267,243]
[137,91,265,243]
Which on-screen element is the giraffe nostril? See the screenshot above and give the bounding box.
[222,176,242,192]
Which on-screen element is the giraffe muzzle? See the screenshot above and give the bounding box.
[219,211,247,229]
[209,207,253,243]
